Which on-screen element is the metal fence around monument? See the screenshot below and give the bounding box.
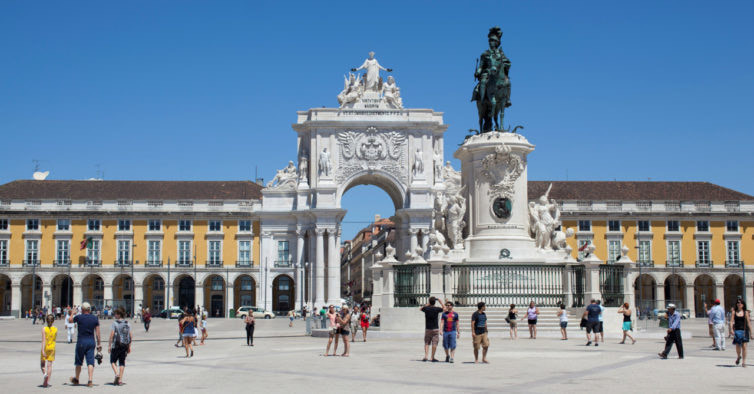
[393,264,430,307]
[449,264,566,307]
[599,265,625,307]
[570,265,586,308]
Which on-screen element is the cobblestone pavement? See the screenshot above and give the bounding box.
[0,317,751,393]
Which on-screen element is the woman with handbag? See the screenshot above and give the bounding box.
[617,303,636,344]
[324,305,338,356]
[506,304,518,339]
[729,299,752,367]
[244,312,255,346]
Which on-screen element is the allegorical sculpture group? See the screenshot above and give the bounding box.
[337,51,403,109]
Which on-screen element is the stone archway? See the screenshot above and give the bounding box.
[724,275,743,312]
[173,275,195,311]
[664,274,686,309]
[112,274,134,315]
[693,274,716,317]
[234,275,256,309]
[204,275,226,317]
[272,274,295,314]
[0,274,11,316]
[142,274,165,313]
[81,274,104,311]
[51,274,73,309]
[634,274,657,317]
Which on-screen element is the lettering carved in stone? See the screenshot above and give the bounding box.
[335,127,407,183]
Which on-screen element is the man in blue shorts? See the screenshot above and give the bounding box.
[441,301,460,363]
[68,302,101,387]
[583,299,601,347]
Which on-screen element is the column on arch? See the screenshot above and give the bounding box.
[11,283,21,318]
[315,228,325,307]
[326,228,339,305]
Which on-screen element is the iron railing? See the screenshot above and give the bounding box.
[23,259,40,267]
[636,260,654,267]
[146,260,163,267]
[54,259,71,267]
[449,264,566,307]
[236,260,253,267]
[0,259,8,267]
[695,260,712,268]
[175,260,193,268]
[599,265,624,307]
[725,260,743,268]
[83,259,101,267]
[206,260,223,267]
[665,260,683,267]
[275,260,292,268]
[394,264,430,307]
[570,265,586,307]
[115,260,132,267]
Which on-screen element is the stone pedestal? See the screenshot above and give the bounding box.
[454,132,536,261]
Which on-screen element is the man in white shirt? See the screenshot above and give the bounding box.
[709,299,726,350]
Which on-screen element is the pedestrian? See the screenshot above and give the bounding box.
[360,307,370,342]
[420,297,444,362]
[142,308,151,333]
[288,309,295,328]
[583,299,601,347]
[507,304,518,339]
[33,307,39,325]
[324,305,338,356]
[319,306,327,329]
[557,304,568,340]
[68,302,101,387]
[244,311,255,346]
[705,302,716,349]
[441,301,460,363]
[200,310,208,345]
[134,304,142,323]
[108,308,132,386]
[40,314,57,388]
[65,309,76,344]
[709,299,725,351]
[729,299,752,367]
[302,306,308,319]
[471,302,490,364]
[335,306,351,357]
[174,310,186,347]
[350,306,361,342]
[617,303,636,344]
[180,312,196,358]
[597,300,605,343]
[658,304,683,359]
[523,301,539,339]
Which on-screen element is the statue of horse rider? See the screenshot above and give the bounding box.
[472,26,511,133]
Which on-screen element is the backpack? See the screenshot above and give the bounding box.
[113,320,131,346]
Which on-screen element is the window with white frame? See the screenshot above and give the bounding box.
[726,220,738,232]
[179,220,192,231]
[0,219,8,230]
[56,240,70,264]
[209,220,222,232]
[608,240,621,263]
[153,277,164,290]
[124,278,132,290]
[148,240,161,265]
[608,220,620,232]
[26,219,39,231]
[94,278,104,290]
[697,241,710,265]
[57,219,70,231]
[277,240,290,265]
[667,220,680,232]
[148,220,161,231]
[88,219,100,231]
[637,220,650,232]
[697,220,709,232]
[239,220,252,232]
[638,240,651,265]
[211,277,223,291]
[727,241,740,265]
[87,240,101,264]
[117,240,131,264]
[26,240,39,264]
[118,219,131,231]
[667,240,681,266]
[240,277,254,291]
[0,240,8,263]
[238,240,251,265]
[577,239,590,260]
[178,241,191,265]
[208,240,222,265]
[578,220,591,232]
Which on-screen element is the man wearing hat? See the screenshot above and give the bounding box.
[709,299,726,350]
[658,303,684,359]
[67,302,101,386]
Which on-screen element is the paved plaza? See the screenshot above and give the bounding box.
[0,317,751,393]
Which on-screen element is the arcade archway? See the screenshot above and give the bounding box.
[634,274,657,317]
[724,275,743,312]
[204,275,226,317]
[142,274,165,313]
[112,274,134,314]
[51,274,73,308]
[234,275,256,308]
[272,274,295,314]
[81,274,104,311]
[173,275,195,310]
[693,274,715,317]
[0,274,11,316]
[664,274,686,309]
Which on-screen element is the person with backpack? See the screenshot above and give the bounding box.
[142,308,151,333]
[108,308,132,386]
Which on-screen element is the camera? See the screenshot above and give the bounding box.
[95,352,103,365]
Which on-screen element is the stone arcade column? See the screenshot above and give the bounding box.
[73,283,82,308]
[656,284,666,310]
[409,229,419,255]
[195,281,204,311]
[684,282,695,313]
[326,229,339,305]
[45,282,53,309]
[315,229,325,306]
[11,283,21,318]
[226,283,233,319]
[296,230,305,273]
[103,280,114,308]
[133,282,143,315]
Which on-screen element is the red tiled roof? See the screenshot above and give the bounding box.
[0,180,262,200]
[527,181,754,201]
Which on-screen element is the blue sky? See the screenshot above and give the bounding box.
[1,1,753,239]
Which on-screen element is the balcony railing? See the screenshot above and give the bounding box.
[725,260,743,268]
[175,260,193,268]
[696,260,712,268]
[146,259,163,267]
[54,259,71,267]
[206,260,223,267]
[0,259,8,267]
[115,260,132,267]
[665,260,683,268]
[274,260,292,268]
[636,260,654,267]
[23,259,40,267]
[235,260,253,267]
[84,259,102,267]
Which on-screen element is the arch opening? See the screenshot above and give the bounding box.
[51,274,74,309]
[112,274,134,314]
[0,274,11,316]
[234,275,256,309]
[724,275,743,312]
[142,274,165,314]
[173,275,195,311]
[82,274,104,312]
[693,274,715,317]
[272,275,295,314]
[204,275,226,317]
[634,274,657,318]
[664,274,686,310]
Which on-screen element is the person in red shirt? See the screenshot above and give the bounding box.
[441,301,460,363]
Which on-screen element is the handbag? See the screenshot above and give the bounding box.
[505,316,511,323]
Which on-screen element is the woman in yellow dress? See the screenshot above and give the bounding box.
[40,314,57,388]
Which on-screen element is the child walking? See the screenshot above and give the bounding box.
[40,314,58,387]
